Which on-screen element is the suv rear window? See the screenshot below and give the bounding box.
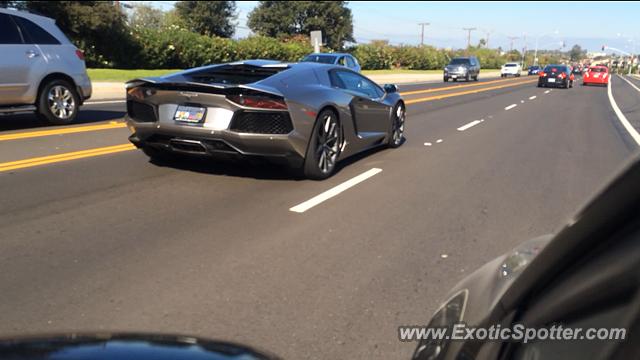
[183,64,290,85]
[449,58,471,65]
[302,55,337,64]
[13,16,61,45]
[543,65,567,73]
[0,14,23,44]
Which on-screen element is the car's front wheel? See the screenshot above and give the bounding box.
[37,79,80,125]
[389,102,405,148]
[303,109,342,180]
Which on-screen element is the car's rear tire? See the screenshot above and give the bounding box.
[473,75,478,81]
[37,79,80,125]
[389,102,405,148]
[444,77,449,82]
[303,109,342,180]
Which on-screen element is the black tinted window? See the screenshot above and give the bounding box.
[0,14,23,44]
[543,65,567,73]
[14,16,60,45]
[302,54,337,64]
[331,70,383,98]
[450,58,470,65]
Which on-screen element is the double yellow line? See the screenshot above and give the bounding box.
[400,76,525,96]
[0,121,125,142]
[0,144,135,173]
[0,78,537,173]
[405,78,537,105]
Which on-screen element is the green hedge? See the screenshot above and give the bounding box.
[102,26,559,70]
[131,27,312,69]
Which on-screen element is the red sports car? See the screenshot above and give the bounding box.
[582,66,609,86]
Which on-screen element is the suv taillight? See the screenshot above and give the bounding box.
[75,49,85,61]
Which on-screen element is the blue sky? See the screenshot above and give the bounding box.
[135,1,640,52]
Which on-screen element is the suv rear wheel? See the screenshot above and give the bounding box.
[37,79,80,125]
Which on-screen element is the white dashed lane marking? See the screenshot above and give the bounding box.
[289,168,383,213]
[505,104,517,110]
[457,119,484,131]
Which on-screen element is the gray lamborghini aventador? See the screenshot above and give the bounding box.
[125,60,405,179]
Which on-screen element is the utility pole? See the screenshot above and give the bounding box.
[508,36,519,52]
[463,27,476,51]
[418,22,430,46]
[484,30,493,48]
[521,34,527,68]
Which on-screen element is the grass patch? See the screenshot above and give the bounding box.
[362,69,443,75]
[87,69,182,82]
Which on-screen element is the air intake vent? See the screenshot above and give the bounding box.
[127,101,157,122]
[229,112,293,134]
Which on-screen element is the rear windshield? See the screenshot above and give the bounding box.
[302,54,337,64]
[449,58,470,65]
[530,66,540,69]
[589,67,607,73]
[184,64,289,85]
[543,65,567,73]
[505,64,518,67]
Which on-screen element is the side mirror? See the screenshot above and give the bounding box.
[383,84,398,93]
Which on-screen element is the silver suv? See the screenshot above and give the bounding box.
[0,8,92,124]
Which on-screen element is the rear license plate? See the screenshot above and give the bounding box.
[174,105,206,123]
[547,78,556,83]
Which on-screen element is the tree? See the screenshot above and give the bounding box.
[248,1,354,49]
[569,44,586,62]
[23,1,139,68]
[478,38,487,48]
[175,1,236,37]
[129,3,164,29]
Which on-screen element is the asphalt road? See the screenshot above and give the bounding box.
[1,74,639,359]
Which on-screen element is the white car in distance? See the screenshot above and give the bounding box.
[501,62,522,78]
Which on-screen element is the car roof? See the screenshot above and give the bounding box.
[0,7,72,45]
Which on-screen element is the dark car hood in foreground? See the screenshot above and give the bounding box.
[0,332,280,360]
[441,235,552,327]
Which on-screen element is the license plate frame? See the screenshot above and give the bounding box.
[174,105,206,123]
[547,78,556,83]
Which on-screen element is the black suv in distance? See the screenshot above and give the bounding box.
[443,56,480,82]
